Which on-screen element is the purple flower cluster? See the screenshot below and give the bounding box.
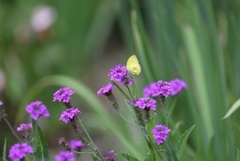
[9,143,34,161]
[55,151,76,161]
[128,97,156,111]
[53,87,75,103]
[104,150,114,161]
[69,139,84,151]
[169,79,187,95]
[17,123,33,136]
[25,101,50,120]
[143,81,172,98]
[152,125,171,145]
[108,64,133,85]
[60,107,81,123]
[0,101,3,106]
[97,83,114,96]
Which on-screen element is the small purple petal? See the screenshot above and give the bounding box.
[9,143,34,161]
[59,107,81,123]
[169,79,187,95]
[152,125,170,145]
[143,81,172,98]
[55,151,76,161]
[104,150,115,161]
[97,83,114,96]
[53,87,75,103]
[69,140,84,151]
[108,64,130,82]
[25,101,50,120]
[128,97,156,111]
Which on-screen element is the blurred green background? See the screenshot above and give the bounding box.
[1,0,240,160]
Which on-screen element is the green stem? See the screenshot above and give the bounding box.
[79,120,95,149]
[117,111,141,130]
[131,74,137,98]
[72,151,97,154]
[112,81,131,100]
[1,114,22,143]
[168,96,178,116]
[126,85,133,99]
[78,119,106,161]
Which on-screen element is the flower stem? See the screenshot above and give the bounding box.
[130,74,137,98]
[126,85,133,99]
[117,111,141,130]
[78,118,106,161]
[168,96,178,116]
[72,151,97,154]
[79,120,95,148]
[112,81,131,100]
[1,114,22,143]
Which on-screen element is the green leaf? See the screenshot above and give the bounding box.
[147,118,155,141]
[237,148,240,161]
[176,125,196,160]
[115,153,139,161]
[222,98,240,119]
[146,118,157,161]
[32,120,49,161]
[166,139,179,161]
[2,138,7,161]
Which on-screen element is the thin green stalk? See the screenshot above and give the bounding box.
[72,151,97,154]
[79,120,95,149]
[126,85,133,99]
[78,119,106,161]
[117,111,141,130]
[1,114,22,143]
[112,81,131,100]
[131,74,137,98]
[168,97,178,116]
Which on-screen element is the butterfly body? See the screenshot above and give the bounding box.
[126,55,141,75]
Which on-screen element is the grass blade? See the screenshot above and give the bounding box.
[222,98,240,119]
[2,138,7,161]
[237,148,240,161]
[176,125,195,160]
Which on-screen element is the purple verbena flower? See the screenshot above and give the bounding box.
[144,81,172,98]
[25,101,50,120]
[152,125,171,145]
[53,87,75,103]
[55,151,76,161]
[128,98,156,111]
[97,83,114,96]
[136,98,157,111]
[120,78,134,85]
[0,101,3,106]
[59,107,81,123]
[169,78,187,95]
[108,64,130,82]
[69,140,84,151]
[17,123,33,136]
[128,98,139,106]
[104,150,114,161]
[9,143,34,161]
[143,83,156,97]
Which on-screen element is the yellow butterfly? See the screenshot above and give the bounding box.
[126,55,141,75]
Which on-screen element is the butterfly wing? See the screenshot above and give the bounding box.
[126,55,141,75]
